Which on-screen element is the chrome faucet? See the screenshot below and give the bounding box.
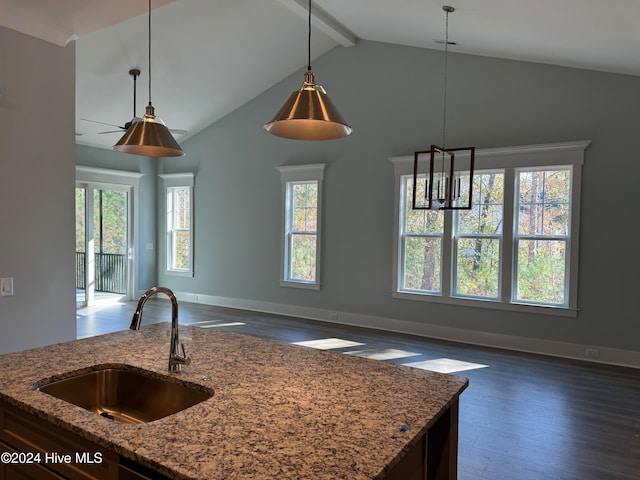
[130,287,191,372]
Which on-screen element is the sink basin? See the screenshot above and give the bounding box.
[36,364,213,424]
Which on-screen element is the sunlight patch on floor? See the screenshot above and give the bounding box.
[292,338,365,350]
[345,348,422,361]
[76,301,128,317]
[199,322,246,328]
[187,320,224,325]
[184,319,247,328]
[404,358,488,373]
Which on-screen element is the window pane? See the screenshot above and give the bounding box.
[455,237,500,297]
[75,188,85,251]
[404,177,444,233]
[173,231,191,270]
[518,170,570,235]
[175,188,190,229]
[403,236,441,292]
[516,239,566,304]
[290,233,316,281]
[405,208,444,234]
[458,173,504,235]
[292,183,318,232]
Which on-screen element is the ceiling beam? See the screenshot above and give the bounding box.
[276,0,357,47]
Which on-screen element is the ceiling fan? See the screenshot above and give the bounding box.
[81,68,187,136]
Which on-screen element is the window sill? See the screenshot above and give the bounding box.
[281,280,320,291]
[392,291,578,317]
[166,270,194,278]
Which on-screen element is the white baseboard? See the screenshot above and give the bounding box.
[173,291,640,369]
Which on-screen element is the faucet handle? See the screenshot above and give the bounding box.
[181,343,192,365]
[172,343,191,366]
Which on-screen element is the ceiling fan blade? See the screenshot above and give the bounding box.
[97,130,125,134]
[80,118,125,129]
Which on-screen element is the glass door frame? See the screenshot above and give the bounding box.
[76,167,143,307]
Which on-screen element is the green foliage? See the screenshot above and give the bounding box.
[290,234,316,281]
[516,240,566,304]
[75,188,85,251]
[94,190,127,254]
[401,168,570,305]
[287,182,318,282]
[403,236,440,291]
[456,238,499,297]
[75,188,127,254]
[170,187,191,270]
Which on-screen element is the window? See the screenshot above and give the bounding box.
[160,173,194,276]
[515,168,571,305]
[390,141,589,316]
[454,171,504,299]
[277,164,326,289]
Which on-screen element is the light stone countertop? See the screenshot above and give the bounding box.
[0,322,468,479]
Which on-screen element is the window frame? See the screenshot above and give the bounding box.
[160,173,194,277]
[277,164,326,290]
[390,141,589,317]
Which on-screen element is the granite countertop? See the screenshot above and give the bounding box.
[0,322,468,479]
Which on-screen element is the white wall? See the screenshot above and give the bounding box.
[0,26,76,353]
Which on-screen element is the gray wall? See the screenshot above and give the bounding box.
[75,145,158,294]
[159,40,640,357]
[0,26,76,354]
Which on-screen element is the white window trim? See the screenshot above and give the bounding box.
[160,173,195,277]
[276,164,326,290]
[389,140,590,317]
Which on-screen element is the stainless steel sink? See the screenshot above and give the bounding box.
[36,364,213,424]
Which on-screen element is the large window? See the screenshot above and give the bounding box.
[277,164,326,289]
[160,173,194,276]
[391,141,588,316]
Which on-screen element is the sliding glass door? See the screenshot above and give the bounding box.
[76,184,131,307]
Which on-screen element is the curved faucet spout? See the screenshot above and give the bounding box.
[130,287,191,372]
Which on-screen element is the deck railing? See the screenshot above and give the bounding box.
[75,252,127,294]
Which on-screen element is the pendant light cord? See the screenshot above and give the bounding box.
[133,72,137,117]
[307,0,312,71]
[442,8,450,151]
[148,0,152,106]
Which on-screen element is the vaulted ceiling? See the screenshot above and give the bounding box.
[2,0,639,150]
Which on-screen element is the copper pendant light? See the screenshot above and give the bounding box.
[114,0,184,157]
[264,0,352,141]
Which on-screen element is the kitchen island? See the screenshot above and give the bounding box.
[0,322,468,479]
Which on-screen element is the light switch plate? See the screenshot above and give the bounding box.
[1,277,13,296]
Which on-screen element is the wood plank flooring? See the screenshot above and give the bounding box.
[77,300,640,480]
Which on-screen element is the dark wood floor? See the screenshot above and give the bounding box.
[77,299,640,480]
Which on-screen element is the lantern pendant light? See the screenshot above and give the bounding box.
[412,6,474,210]
[263,0,352,140]
[114,0,184,157]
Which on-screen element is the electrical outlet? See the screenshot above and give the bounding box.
[329,312,338,321]
[1,277,13,296]
[585,348,600,359]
